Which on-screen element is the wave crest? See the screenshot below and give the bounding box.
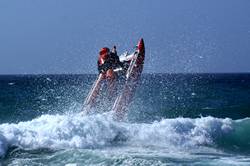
[0,112,249,158]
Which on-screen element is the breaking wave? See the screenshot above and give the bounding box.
[0,112,249,158]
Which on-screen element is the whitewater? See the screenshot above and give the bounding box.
[0,111,250,165]
[0,74,250,165]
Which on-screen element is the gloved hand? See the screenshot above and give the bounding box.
[112,45,117,54]
[101,69,105,73]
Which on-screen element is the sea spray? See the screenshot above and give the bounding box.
[0,111,244,159]
[1,74,250,165]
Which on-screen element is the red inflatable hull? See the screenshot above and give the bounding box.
[83,38,145,118]
[112,38,145,120]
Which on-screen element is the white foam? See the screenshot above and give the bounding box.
[0,133,8,157]
[0,113,234,158]
[126,116,233,148]
[8,82,15,86]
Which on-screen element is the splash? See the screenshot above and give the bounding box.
[0,112,249,158]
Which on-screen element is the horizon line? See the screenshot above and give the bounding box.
[0,72,250,76]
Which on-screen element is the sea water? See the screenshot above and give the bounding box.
[0,74,250,165]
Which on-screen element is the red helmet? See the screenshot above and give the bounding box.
[98,47,110,65]
[99,47,110,56]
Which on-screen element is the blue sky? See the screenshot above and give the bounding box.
[0,0,250,74]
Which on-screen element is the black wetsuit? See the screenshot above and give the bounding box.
[98,52,123,73]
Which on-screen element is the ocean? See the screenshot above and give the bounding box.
[0,73,250,165]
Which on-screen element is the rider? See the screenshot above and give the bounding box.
[97,46,124,96]
[97,46,123,75]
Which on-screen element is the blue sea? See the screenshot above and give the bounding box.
[0,74,250,165]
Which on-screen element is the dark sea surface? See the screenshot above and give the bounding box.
[0,74,250,165]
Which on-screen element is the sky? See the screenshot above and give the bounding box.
[0,0,250,74]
